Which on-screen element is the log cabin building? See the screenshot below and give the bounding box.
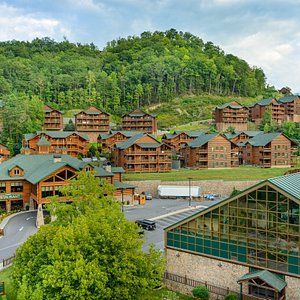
[244,132,297,168]
[23,131,89,158]
[0,154,135,213]
[122,109,157,134]
[213,101,248,132]
[113,133,172,173]
[181,133,239,169]
[162,131,204,154]
[165,172,300,300]
[98,130,141,153]
[43,104,63,131]
[75,106,110,142]
[278,95,300,122]
[0,144,10,163]
[249,98,285,125]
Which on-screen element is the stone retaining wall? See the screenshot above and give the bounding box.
[126,180,258,197]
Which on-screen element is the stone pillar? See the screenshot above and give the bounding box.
[5,200,11,212]
[29,198,35,211]
[36,204,44,228]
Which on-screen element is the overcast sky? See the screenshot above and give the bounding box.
[1,0,299,91]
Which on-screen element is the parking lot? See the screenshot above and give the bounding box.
[124,198,222,251]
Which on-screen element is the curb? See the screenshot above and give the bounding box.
[149,205,207,221]
[0,210,37,231]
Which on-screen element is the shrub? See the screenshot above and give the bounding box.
[225,294,238,300]
[192,285,209,299]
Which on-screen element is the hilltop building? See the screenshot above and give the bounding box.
[75,106,110,142]
[213,101,248,132]
[278,95,300,122]
[249,98,285,125]
[121,109,157,134]
[165,172,300,300]
[23,131,89,158]
[0,154,135,213]
[43,104,63,131]
[180,133,239,168]
[113,133,172,173]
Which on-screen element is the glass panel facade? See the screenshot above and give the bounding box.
[167,184,300,276]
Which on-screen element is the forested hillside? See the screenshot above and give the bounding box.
[0,29,268,115]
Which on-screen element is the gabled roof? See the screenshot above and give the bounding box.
[237,270,286,292]
[247,132,282,146]
[187,133,219,148]
[254,98,279,106]
[36,136,51,147]
[123,108,155,118]
[224,131,263,141]
[111,167,125,174]
[75,106,109,116]
[115,133,163,150]
[216,101,243,110]
[278,95,300,104]
[44,104,62,114]
[24,131,90,141]
[165,172,300,231]
[98,130,140,140]
[113,180,135,189]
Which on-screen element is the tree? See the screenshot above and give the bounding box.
[12,171,165,299]
[64,119,75,131]
[192,285,209,299]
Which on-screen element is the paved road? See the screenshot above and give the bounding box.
[0,211,38,261]
[124,198,222,251]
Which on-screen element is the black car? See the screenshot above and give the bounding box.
[135,219,156,231]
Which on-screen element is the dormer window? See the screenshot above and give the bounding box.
[85,166,93,172]
[9,166,24,177]
[14,169,20,176]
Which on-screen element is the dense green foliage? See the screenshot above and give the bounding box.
[224,294,238,300]
[12,172,165,299]
[192,286,209,299]
[0,29,267,115]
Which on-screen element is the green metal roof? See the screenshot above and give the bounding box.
[216,102,243,109]
[111,167,125,174]
[123,109,155,118]
[24,131,90,141]
[115,133,144,149]
[187,133,218,148]
[237,270,286,292]
[139,143,161,149]
[247,132,281,146]
[278,95,299,104]
[113,180,135,189]
[36,136,51,147]
[268,172,300,200]
[255,98,279,106]
[99,130,141,140]
[93,166,113,177]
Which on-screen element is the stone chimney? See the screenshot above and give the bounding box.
[105,164,112,173]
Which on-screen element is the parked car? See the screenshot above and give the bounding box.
[135,219,156,231]
[205,194,215,200]
[144,192,153,200]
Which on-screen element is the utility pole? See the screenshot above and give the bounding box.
[121,188,124,212]
[188,177,192,206]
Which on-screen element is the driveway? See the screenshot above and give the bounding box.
[0,211,38,261]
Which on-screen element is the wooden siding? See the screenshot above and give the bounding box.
[122,114,157,134]
[43,106,63,131]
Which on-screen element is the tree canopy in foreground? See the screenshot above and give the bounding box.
[12,172,165,299]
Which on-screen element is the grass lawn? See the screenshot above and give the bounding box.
[138,287,192,300]
[0,267,16,300]
[124,166,296,182]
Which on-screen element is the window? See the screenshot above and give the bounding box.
[14,169,20,176]
[0,183,5,193]
[41,186,54,198]
[11,182,23,192]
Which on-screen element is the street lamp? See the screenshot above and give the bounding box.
[188,177,192,206]
[121,188,124,212]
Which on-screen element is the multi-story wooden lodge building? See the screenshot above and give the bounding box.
[165,172,300,300]
[43,104,63,131]
[122,109,157,134]
[278,95,300,122]
[98,130,141,153]
[181,133,239,169]
[213,101,248,132]
[114,133,172,173]
[245,132,297,168]
[75,106,110,142]
[162,131,204,153]
[23,131,89,158]
[0,154,135,213]
[249,98,285,125]
[0,144,10,163]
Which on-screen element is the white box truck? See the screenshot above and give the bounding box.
[157,185,202,199]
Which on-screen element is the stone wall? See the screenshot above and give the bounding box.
[126,180,258,197]
[165,249,300,300]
